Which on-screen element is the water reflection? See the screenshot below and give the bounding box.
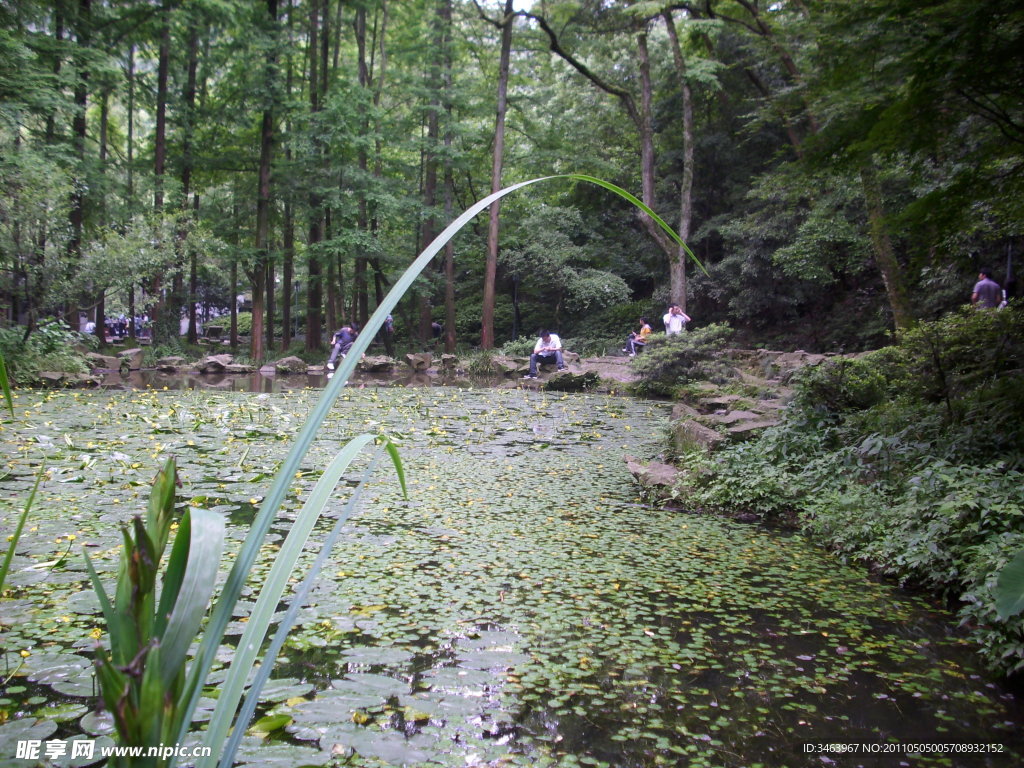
[97,369,506,392]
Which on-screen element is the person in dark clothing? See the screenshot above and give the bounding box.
[327,324,357,370]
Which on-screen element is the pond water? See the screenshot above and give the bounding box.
[0,387,1021,768]
[93,369,505,393]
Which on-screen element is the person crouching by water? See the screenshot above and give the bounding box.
[327,323,357,370]
[524,330,566,379]
[623,317,652,357]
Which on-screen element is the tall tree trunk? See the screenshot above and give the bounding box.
[181,18,200,344]
[150,0,171,336]
[281,0,296,351]
[68,0,90,333]
[481,0,514,349]
[860,163,914,330]
[354,6,371,329]
[663,10,695,310]
[305,0,325,353]
[251,0,279,363]
[441,0,456,354]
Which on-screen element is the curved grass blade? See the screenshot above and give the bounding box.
[198,434,388,761]
[0,466,42,594]
[0,352,12,417]
[566,173,706,275]
[216,451,388,768]
[173,174,691,753]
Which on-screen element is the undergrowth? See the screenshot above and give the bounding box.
[672,307,1024,675]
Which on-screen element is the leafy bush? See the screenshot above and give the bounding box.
[673,308,1024,674]
[630,323,735,397]
[234,311,254,335]
[0,319,94,384]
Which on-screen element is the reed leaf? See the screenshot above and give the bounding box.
[198,434,396,761]
[216,451,389,768]
[0,467,42,594]
[171,175,690,754]
[0,351,12,417]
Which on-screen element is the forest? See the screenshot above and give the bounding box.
[2,0,1021,364]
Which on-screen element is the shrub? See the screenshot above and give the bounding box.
[673,308,1024,674]
[0,319,93,384]
[630,323,735,397]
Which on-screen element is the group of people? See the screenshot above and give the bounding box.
[621,304,691,357]
[83,314,150,339]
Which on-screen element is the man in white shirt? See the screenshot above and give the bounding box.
[663,304,691,335]
[524,330,566,379]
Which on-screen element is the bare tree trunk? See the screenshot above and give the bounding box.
[860,163,914,330]
[663,10,695,310]
[441,0,456,354]
[305,0,325,353]
[251,0,279,363]
[68,0,91,334]
[481,0,515,349]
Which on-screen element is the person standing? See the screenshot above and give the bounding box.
[524,330,566,379]
[663,305,691,335]
[971,269,1003,309]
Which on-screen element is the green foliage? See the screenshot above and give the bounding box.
[498,336,535,357]
[85,459,226,766]
[0,320,93,384]
[677,308,1024,673]
[629,323,735,397]
[233,312,253,335]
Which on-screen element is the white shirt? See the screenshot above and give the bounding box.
[664,311,689,335]
[534,334,562,353]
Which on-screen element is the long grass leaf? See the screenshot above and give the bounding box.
[216,452,387,768]
[0,352,13,417]
[0,467,42,593]
[157,508,225,688]
[198,434,378,759]
[565,174,707,275]
[173,175,689,752]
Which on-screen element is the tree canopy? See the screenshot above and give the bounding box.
[1,0,1020,357]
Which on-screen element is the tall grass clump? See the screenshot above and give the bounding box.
[81,175,698,767]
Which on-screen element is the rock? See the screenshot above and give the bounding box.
[672,419,727,455]
[727,419,779,440]
[624,455,682,491]
[85,352,120,371]
[440,354,461,371]
[117,348,146,370]
[543,370,601,392]
[37,372,100,388]
[358,355,396,373]
[405,352,432,371]
[199,354,234,373]
[155,356,185,372]
[490,356,526,376]
[274,356,308,374]
[702,409,763,426]
[226,363,255,374]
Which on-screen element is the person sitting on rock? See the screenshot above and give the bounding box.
[623,317,652,357]
[327,323,357,370]
[524,330,566,379]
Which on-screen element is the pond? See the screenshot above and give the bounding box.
[0,387,1021,768]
